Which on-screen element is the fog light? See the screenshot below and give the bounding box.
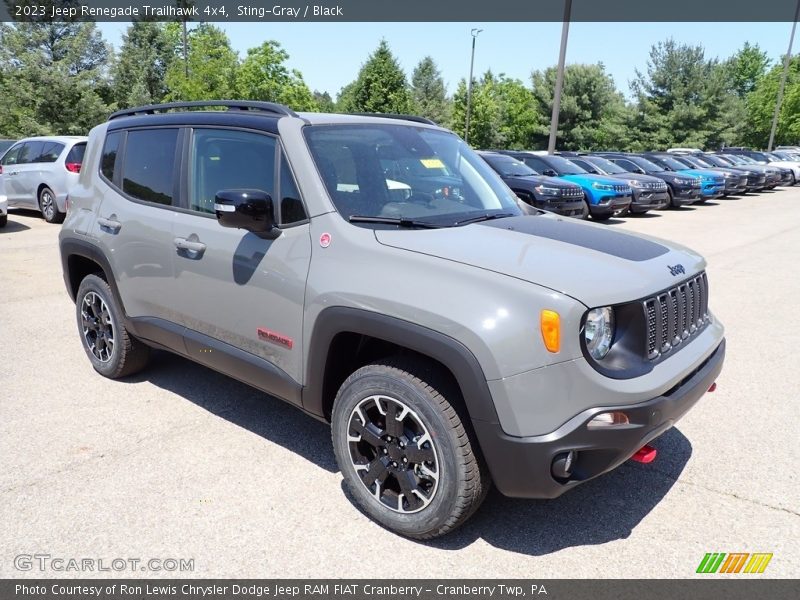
[551,450,576,479]
[587,411,629,428]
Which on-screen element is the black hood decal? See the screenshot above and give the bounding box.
[479,216,669,262]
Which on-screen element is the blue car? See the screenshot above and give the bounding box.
[643,153,725,200]
[496,151,632,220]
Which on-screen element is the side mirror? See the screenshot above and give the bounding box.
[214,189,278,238]
[635,167,646,175]
[543,169,558,177]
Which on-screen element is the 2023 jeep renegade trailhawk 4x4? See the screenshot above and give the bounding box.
[59,101,725,539]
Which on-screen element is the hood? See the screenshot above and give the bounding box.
[503,174,577,190]
[605,173,664,185]
[374,215,705,308]
[680,168,724,182]
[559,173,627,187]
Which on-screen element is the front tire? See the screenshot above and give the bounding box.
[76,274,150,378]
[331,357,489,539]
[0,214,6,228]
[39,186,64,223]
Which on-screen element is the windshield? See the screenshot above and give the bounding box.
[543,155,588,175]
[585,156,627,174]
[737,155,758,164]
[624,156,663,173]
[483,154,539,177]
[304,124,522,225]
[650,155,691,171]
[702,154,730,167]
[718,154,741,165]
[676,155,708,169]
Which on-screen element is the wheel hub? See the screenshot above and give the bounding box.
[80,291,115,363]
[346,395,439,514]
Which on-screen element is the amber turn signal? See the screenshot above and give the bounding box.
[540,310,561,353]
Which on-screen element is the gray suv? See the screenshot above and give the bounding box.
[59,102,726,539]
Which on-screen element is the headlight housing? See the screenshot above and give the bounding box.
[584,307,615,359]
[534,184,561,197]
[592,182,613,191]
[627,179,645,188]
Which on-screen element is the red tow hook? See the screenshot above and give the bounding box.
[708,382,717,392]
[631,444,658,464]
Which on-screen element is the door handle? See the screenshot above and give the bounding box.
[97,217,122,232]
[174,237,207,254]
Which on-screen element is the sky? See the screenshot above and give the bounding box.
[97,21,798,99]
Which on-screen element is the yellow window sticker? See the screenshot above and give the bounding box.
[420,158,445,169]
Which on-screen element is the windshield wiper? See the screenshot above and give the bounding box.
[453,212,517,226]
[348,215,442,229]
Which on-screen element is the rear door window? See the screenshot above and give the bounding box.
[17,142,44,165]
[121,129,179,206]
[33,141,65,163]
[100,133,121,182]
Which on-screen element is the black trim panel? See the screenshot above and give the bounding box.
[127,316,303,407]
[479,215,668,261]
[302,307,499,423]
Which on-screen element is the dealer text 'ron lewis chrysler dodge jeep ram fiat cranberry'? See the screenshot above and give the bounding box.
[59,101,725,539]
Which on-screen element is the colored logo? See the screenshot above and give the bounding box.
[696,552,773,574]
[319,232,331,248]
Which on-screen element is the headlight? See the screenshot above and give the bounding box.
[675,178,691,185]
[627,179,644,188]
[534,184,560,196]
[584,307,615,360]
[592,182,613,191]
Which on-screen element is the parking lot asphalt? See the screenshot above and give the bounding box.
[1,192,798,579]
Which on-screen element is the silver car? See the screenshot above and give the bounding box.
[0,136,87,223]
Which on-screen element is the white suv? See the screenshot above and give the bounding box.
[0,136,87,223]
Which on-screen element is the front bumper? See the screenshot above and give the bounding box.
[532,197,585,218]
[630,189,669,212]
[699,183,724,199]
[671,184,701,205]
[723,178,747,195]
[474,338,725,499]
[590,193,632,216]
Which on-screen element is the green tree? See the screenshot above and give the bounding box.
[745,55,800,146]
[339,40,412,113]
[235,40,317,111]
[410,56,450,124]
[725,42,770,98]
[0,12,111,136]
[113,21,173,108]
[631,39,739,150]
[531,63,628,151]
[165,23,238,101]
[450,73,504,148]
[313,91,335,112]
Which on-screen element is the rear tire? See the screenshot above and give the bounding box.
[76,274,150,379]
[0,214,6,228]
[39,186,64,224]
[331,357,490,539]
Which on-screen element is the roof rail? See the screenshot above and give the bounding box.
[108,100,298,121]
[347,113,438,126]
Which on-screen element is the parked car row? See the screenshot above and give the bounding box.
[0,136,87,227]
[477,147,800,221]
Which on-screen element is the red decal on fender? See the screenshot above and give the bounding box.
[257,328,294,349]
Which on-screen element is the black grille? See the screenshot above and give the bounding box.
[643,272,710,360]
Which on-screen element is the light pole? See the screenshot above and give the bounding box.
[547,0,573,154]
[464,28,483,144]
[768,0,800,151]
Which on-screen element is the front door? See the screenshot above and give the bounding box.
[170,127,311,397]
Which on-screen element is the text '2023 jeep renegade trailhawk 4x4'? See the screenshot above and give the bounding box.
[60,102,725,539]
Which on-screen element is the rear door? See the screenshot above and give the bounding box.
[0,142,24,203]
[170,127,311,399]
[92,127,179,329]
